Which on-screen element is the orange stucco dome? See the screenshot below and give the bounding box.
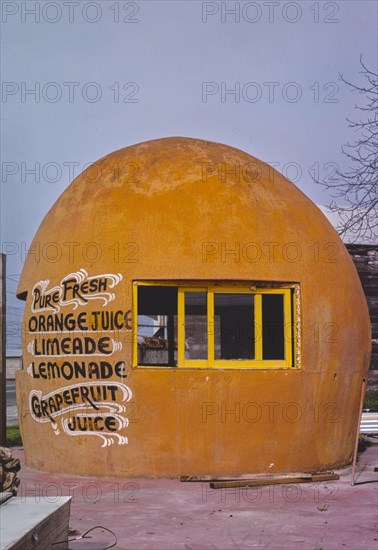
[17,138,371,477]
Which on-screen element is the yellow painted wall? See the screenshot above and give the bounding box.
[16,138,371,477]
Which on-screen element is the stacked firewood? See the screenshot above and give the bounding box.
[0,447,21,495]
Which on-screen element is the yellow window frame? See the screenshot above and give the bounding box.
[178,287,209,368]
[133,281,298,369]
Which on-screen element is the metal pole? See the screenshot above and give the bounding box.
[351,377,367,486]
[0,254,6,446]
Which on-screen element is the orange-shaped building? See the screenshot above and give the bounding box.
[16,138,371,477]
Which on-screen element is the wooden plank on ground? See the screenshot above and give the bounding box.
[181,473,312,482]
[311,473,340,482]
[210,473,339,489]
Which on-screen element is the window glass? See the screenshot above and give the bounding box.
[262,294,285,360]
[214,293,254,359]
[184,292,207,360]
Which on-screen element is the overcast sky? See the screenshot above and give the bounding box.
[1,0,377,344]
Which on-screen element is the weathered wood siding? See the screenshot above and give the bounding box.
[346,245,378,390]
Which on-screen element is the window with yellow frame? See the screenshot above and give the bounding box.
[133,282,300,369]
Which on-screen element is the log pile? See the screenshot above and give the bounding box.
[0,446,21,495]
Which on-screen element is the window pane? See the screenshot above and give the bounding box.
[184,292,207,360]
[214,293,254,360]
[138,286,178,366]
[262,294,285,360]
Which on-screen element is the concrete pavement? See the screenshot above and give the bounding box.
[9,438,378,550]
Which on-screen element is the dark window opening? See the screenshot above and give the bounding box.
[135,284,295,368]
[214,294,254,360]
[262,294,285,360]
[137,286,178,366]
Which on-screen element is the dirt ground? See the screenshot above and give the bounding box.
[11,437,378,550]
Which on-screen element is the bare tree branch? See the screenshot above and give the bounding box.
[314,57,378,242]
